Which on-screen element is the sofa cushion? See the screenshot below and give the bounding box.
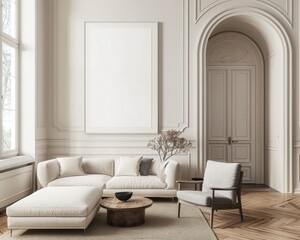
[105,176,167,189]
[7,187,102,217]
[177,190,232,206]
[57,156,85,177]
[48,174,111,189]
[115,155,142,176]
[82,158,114,176]
[139,158,153,176]
[148,159,169,182]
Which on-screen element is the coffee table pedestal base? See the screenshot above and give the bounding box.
[107,208,145,227]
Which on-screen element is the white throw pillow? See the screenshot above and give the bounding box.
[57,156,85,177]
[115,155,143,176]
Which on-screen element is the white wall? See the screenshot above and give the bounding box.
[43,0,196,179]
[34,0,300,191]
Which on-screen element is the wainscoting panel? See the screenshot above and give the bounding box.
[292,144,300,192]
[0,165,33,210]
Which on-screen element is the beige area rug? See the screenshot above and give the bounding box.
[0,201,217,240]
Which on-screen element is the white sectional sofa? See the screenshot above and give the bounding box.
[37,157,180,198]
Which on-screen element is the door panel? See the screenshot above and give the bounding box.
[231,69,252,140]
[207,70,228,141]
[208,144,227,162]
[207,66,256,183]
[241,166,252,182]
[232,144,250,163]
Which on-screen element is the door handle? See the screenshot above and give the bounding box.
[232,140,239,144]
[228,137,232,145]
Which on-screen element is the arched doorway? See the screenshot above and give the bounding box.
[206,32,264,184]
[197,10,293,193]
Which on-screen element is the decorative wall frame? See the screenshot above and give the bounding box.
[85,22,158,134]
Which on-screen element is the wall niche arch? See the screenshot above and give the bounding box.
[197,7,293,193]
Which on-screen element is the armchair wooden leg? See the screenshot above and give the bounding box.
[239,204,244,221]
[210,208,214,228]
[238,193,243,221]
[178,202,181,218]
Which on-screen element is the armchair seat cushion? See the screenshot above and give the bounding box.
[47,174,111,189]
[177,190,233,206]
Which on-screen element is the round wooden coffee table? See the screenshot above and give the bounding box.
[100,196,153,227]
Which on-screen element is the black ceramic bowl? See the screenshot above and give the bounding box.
[115,191,133,202]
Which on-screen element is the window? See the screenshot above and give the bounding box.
[1,0,18,157]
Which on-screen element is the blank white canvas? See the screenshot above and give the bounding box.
[85,22,158,133]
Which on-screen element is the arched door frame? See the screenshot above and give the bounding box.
[197,7,293,193]
[207,31,265,184]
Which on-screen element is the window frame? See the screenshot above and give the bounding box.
[1,0,19,158]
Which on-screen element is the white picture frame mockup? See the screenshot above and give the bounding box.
[85,22,158,134]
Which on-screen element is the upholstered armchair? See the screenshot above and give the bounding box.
[177,160,243,228]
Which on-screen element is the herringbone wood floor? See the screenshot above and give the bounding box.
[202,187,300,240]
[0,187,299,239]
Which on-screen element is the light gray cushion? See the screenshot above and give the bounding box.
[202,160,241,202]
[177,190,232,206]
[139,158,153,176]
[115,155,142,176]
[57,156,85,177]
[82,158,114,176]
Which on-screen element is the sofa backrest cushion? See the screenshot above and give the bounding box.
[115,155,143,176]
[148,159,161,175]
[82,158,114,176]
[57,156,85,177]
[139,158,153,176]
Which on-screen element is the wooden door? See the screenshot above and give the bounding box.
[207,66,255,183]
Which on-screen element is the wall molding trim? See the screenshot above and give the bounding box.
[293,142,300,148]
[51,0,83,132]
[207,33,261,64]
[51,0,190,133]
[161,0,190,130]
[194,0,293,27]
[46,139,197,149]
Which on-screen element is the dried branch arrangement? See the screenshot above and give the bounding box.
[147,129,192,162]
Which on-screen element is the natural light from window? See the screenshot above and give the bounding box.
[1,0,18,157]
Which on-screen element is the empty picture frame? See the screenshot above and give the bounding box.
[85,22,158,134]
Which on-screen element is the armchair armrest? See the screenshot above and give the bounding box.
[176,180,203,190]
[176,180,203,184]
[210,187,238,191]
